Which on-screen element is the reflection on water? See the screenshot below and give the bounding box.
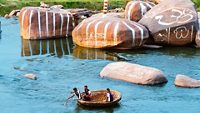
[21,38,73,57]
[73,46,120,61]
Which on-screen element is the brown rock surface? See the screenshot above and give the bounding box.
[100,62,167,85]
[195,12,200,47]
[19,7,74,39]
[72,14,149,49]
[175,74,200,88]
[125,1,155,22]
[139,0,198,46]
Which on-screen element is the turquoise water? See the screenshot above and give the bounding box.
[0,17,200,113]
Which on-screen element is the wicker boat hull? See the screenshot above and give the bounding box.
[77,90,121,107]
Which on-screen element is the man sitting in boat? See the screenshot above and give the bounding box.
[83,85,91,101]
[106,88,113,102]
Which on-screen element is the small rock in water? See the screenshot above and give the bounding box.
[175,74,200,88]
[23,73,37,80]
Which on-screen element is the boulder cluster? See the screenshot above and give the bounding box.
[72,0,200,48]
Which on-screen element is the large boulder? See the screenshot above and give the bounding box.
[72,15,149,49]
[19,7,74,39]
[100,62,167,85]
[125,1,155,22]
[139,0,198,46]
[195,12,200,47]
[175,74,200,88]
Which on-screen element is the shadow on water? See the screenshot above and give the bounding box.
[21,37,73,57]
[74,103,120,113]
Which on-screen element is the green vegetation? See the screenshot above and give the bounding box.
[0,0,199,16]
[0,0,129,16]
[193,0,200,11]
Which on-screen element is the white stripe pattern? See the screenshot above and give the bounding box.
[22,10,27,31]
[114,22,120,45]
[54,40,57,56]
[37,10,41,38]
[140,2,147,16]
[132,23,144,46]
[29,10,33,38]
[53,12,56,36]
[123,21,135,46]
[94,21,103,47]
[46,11,49,37]
[66,14,70,36]
[127,2,137,20]
[39,40,42,55]
[60,13,63,36]
[66,38,70,54]
[60,39,65,55]
[86,20,97,46]
[145,2,153,8]
[47,40,50,54]
[103,22,111,46]
[28,40,33,56]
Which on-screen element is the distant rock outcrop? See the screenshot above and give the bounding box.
[100,62,167,85]
[139,0,198,46]
[175,74,200,88]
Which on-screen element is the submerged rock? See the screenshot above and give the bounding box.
[175,74,200,88]
[125,1,155,22]
[72,14,149,49]
[100,62,167,85]
[139,0,198,46]
[19,7,74,39]
[23,73,37,80]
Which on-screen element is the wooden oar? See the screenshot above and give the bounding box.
[64,94,75,106]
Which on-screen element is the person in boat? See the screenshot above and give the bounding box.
[106,88,113,102]
[67,88,82,100]
[83,85,91,101]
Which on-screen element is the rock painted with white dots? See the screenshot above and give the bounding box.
[139,0,198,46]
[72,14,149,49]
[125,1,155,22]
[19,7,74,39]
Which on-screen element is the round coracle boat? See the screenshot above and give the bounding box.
[78,90,121,107]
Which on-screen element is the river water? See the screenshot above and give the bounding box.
[0,17,200,113]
